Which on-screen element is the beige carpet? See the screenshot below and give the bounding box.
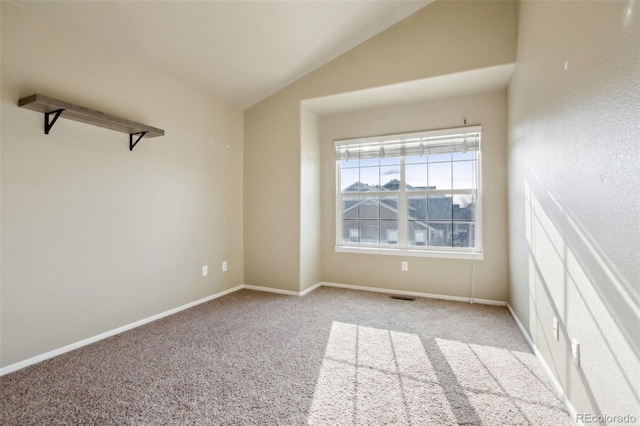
[1,287,572,425]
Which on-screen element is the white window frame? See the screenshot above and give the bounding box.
[334,126,483,260]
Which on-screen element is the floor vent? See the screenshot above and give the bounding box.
[390,295,416,301]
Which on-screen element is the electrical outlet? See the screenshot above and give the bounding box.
[571,339,580,366]
[401,261,408,272]
[553,317,559,341]
[202,265,208,276]
[222,261,228,272]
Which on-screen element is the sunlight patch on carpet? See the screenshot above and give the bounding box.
[308,321,455,425]
[308,321,571,425]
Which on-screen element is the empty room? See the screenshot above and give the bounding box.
[1,0,638,424]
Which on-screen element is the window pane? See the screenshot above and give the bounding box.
[341,158,359,169]
[407,196,427,220]
[452,151,476,161]
[341,168,359,192]
[452,161,475,189]
[427,222,452,247]
[429,153,451,163]
[359,220,379,244]
[359,196,379,219]
[342,197,358,220]
[428,162,452,190]
[381,220,399,245]
[342,220,359,243]
[453,223,475,247]
[380,166,400,190]
[380,157,400,166]
[408,221,428,246]
[406,155,428,165]
[406,164,428,191]
[360,166,379,191]
[428,195,452,220]
[381,196,398,219]
[453,194,475,221]
[360,158,379,167]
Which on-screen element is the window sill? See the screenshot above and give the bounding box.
[334,245,484,260]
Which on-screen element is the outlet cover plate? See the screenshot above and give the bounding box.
[571,339,580,366]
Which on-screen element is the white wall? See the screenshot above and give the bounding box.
[244,0,516,292]
[320,91,509,301]
[1,2,244,367]
[300,106,322,291]
[508,0,639,416]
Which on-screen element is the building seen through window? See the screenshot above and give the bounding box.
[336,127,481,254]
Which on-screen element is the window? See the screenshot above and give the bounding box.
[335,126,482,259]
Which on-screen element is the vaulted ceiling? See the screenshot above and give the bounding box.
[14,1,431,109]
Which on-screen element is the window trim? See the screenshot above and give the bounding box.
[334,126,483,259]
[334,245,485,260]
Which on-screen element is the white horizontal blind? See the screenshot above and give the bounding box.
[335,126,481,161]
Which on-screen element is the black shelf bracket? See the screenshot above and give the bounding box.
[130,131,147,151]
[44,109,65,134]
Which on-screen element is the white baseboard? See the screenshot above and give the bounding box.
[0,285,245,377]
[0,281,508,376]
[300,282,323,296]
[243,281,322,297]
[243,284,302,296]
[320,281,507,306]
[507,304,580,424]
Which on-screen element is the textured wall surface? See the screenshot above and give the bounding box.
[508,0,639,416]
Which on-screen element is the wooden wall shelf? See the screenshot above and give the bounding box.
[18,94,164,150]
